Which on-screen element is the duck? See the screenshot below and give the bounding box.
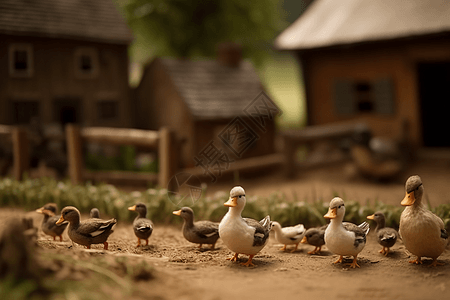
[301,224,327,255]
[271,221,305,252]
[35,203,68,241]
[218,186,272,267]
[56,206,116,250]
[399,175,449,266]
[324,197,370,268]
[367,211,398,256]
[128,203,154,247]
[90,208,100,219]
[173,207,220,250]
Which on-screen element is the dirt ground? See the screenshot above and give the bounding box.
[2,156,450,300]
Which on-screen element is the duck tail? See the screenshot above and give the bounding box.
[358,221,370,235]
[260,215,271,230]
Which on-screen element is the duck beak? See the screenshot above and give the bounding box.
[367,214,375,220]
[173,210,181,216]
[401,191,415,206]
[324,207,337,219]
[128,205,136,211]
[224,197,238,207]
[55,216,65,225]
[301,236,308,244]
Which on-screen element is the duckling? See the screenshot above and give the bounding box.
[90,208,100,219]
[324,197,370,268]
[399,175,448,266]
[56,206,116,250]
[35,203,68,241]
[128,203,154,247]
[367,211,398,256]
[218,186,272,267]
[173,207,220,250]
[271,221,305,252]
[301,225,327,255]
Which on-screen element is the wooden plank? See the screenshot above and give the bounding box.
[66,124,84,185]
[0,125,12,135]
[11,127,29,180]
[81,127,159,148]
[158,127,177,189]
[83,170,158,182]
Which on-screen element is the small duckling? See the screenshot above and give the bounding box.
[173,207,220,250]
[271,221,305,252]
[56,206,116,250]
[367,211,398,256]
[36,203,68,241]
[128,203,154,247]
[90,208,100,219]
[301,225,327,255]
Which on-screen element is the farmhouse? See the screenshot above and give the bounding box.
[0,0,133,128]
[275,0,450,147]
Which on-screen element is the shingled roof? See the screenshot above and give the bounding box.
[275,0,450,51]
[158,58,264,120]
[0,0,133,44]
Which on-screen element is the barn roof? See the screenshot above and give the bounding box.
[158,58,266,120]
[0,0,133,44]
[275,0,450,51]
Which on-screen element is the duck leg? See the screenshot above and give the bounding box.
[136,238,141,247]
[347,256,360,268]
[279,245,287,251]
[58,235,63,242]
[145,239,149,246]
[241,255,255,267]
[290,243,299,253]
[430,259,445,267]
[198,244,203,249]
[379,247,386,255]
[409,256,423,265]
[383,247,390,257]
[103,242,109,250]
[333,255,344,264]
[227,253,239,262]
[307,247,318,255]
[210,243,216,250]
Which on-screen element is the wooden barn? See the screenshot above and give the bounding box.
[134,44,279,169]
[275,0,450,147]
[0,0,133,128]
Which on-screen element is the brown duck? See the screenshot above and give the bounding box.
[56,206,116,250]
[301,224,327,255]
[367,211,398,256]
[128,203,154,247]
[36,203,68,241]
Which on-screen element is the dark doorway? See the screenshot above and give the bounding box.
[53,98,81,126]
[417,62,450,147]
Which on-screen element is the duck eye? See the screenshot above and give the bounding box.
[239,195,242,198]
[338,205,341,209]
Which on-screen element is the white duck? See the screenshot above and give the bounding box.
[399,175,449,266]
[219,186,271,267]
[324,197,370,268]
[271,221,305,252]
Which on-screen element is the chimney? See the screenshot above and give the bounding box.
[217,42,242,68]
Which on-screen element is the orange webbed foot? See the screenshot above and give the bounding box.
[430,259,445,267]
[240,255,255,267]
[227,253,239,262]
[333,255,344,264]
[409,257,423,265]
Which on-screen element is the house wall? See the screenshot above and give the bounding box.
[0,35,131,128]
[299,38,450,147]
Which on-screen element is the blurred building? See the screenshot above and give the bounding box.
[0,0,133,128]
[275,0,450,147]
[134,44,278,168]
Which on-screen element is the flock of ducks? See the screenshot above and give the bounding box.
[34,175,448,268]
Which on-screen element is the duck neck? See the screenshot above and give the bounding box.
[329,212,345,228]
[228,205,244,218]
[376,218,385,230]
[183,216,194,228]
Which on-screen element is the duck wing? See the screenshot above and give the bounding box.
[282,224,306,240]
[193,221,219,238]
[134,218,153,234]
[244,216,271,247]
[77,218,117,237]
[343,221,369,248]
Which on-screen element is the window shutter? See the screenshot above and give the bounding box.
[373,78,395,115]
[333,79,355,115]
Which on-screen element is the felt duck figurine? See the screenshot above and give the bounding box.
[56,206,116,250]
[399,175,449,266]
[367,211,398,256]
[128,203,154,247]
[173,207,220,250]
[90,208,100,219]
[271,221,305,252]
[218,186,272,267]
[324,197,370,268]
[301,224,327,255]
[35,203,68,241]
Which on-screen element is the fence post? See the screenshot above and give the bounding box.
[12,127,29,181]
[66,124,83,185]
[158,127,177,189]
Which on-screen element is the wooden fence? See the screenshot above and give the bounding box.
[65,124,177,188]
[0,125,29,181]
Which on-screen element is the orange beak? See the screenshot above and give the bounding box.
[55,216,65,225]
[324,207,337,219]
[301,236,308,244]
[367,214,375,220]
[401,191,415,206]
[173,210,181,216]
[128,205,136,211]
[224,197,238,207]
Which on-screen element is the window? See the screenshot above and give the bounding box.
[97,101,118,120]
[13,101,39,124]
[333,78,395,115]
[9,44,33,77]
[74,47,98,78]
